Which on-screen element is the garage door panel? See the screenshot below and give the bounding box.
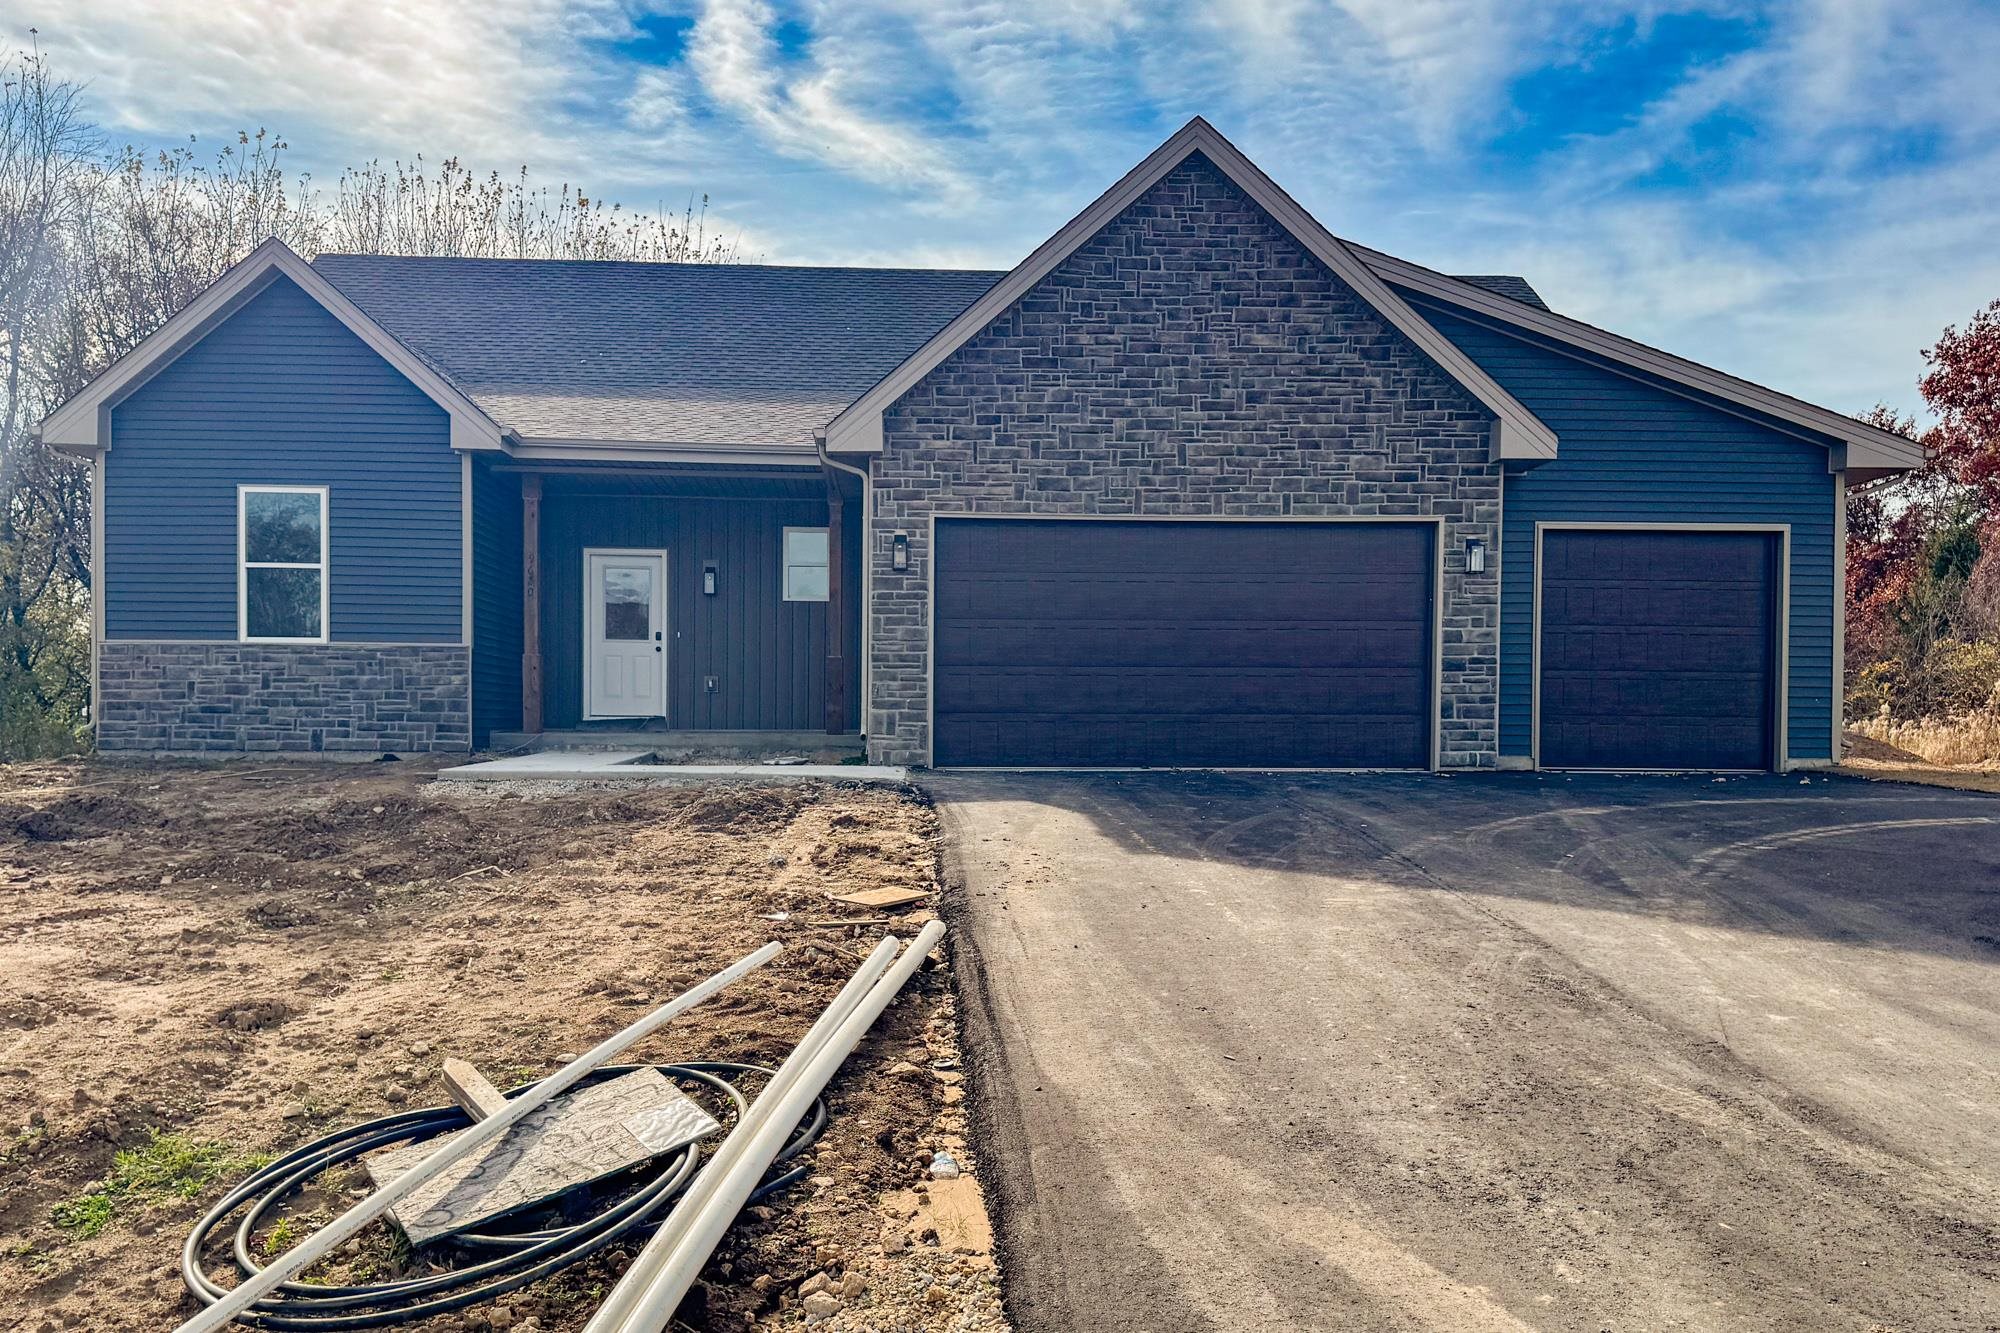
[936,713,1429,769]
[1540,529,1777,770]
[934,519,1434,768]
[1542,717,1768,771]
[935,622,1432,671]
[1543,669,1770,718]
[936,665,1432,716]
[943,571,1425,624]
[1543,626,1773,674]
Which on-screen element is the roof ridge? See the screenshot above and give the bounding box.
[310,253,1010,278]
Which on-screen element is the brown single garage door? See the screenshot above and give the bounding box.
[932,519,1434,768]
[1539,528,1779,770]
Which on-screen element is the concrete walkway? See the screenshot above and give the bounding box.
[936,770,2000,1332]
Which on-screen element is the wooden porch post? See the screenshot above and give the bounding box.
[824,470,846,735]
[521,473,544,734]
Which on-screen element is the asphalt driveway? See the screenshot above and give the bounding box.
[932,771,2000,1333]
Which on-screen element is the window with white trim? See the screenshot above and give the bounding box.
[782,527,829,602]
[240,486,328,642]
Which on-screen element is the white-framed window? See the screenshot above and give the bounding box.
[239,485,329,642]
[782,526,830,602]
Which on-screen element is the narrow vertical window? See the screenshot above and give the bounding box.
[240,486,328,641]
[783,527,830,602]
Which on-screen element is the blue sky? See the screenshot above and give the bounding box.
[23,0,2000,417]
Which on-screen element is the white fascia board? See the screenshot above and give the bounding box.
[508,437,821,467]
[39,237,506,455]
[1355,245,1928,475]
[822,118,1559,464]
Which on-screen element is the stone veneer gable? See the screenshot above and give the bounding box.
[866,152,1503,768]
[97,642,470,754]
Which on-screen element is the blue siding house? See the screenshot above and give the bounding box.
[42,119,1922,770]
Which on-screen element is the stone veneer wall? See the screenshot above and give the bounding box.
[97,642,470,754]
[867,153,1503,768]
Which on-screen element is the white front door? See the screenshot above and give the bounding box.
[584,550,667,720]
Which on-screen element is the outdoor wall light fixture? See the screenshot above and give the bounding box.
[892,531,910,572]
[703,562,718,595]
[1466,539,1487,574]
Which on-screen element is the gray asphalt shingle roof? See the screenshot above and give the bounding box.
[1450,275,1551,310]
[312,256,1006,447]
[312,253,1547,447]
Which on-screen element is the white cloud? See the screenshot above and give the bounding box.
[625,67,690,132]
[36,0,619,168]
[686,0,976,206]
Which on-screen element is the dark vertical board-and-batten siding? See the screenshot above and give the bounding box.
[538,493,861,730]
[1407,297,1837,763]
[104,274,462,643]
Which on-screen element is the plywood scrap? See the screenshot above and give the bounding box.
[366,1067,721,1245]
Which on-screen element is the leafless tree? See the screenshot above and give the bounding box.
[0,47,98,754]
[327,157,736,262]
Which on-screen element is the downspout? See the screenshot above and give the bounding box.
[86,440,104,738]
[1834,469,1848,762]
[817,433,870,742]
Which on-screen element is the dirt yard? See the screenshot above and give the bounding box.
[0,759,1006,1333]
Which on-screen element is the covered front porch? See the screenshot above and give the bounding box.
[470,459,865,750]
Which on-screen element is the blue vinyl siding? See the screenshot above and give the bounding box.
[1407,296,1838,763]
[470,459,524,745]
[104,274,462,643]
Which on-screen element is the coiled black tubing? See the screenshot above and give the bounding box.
[179,1062,827,1329]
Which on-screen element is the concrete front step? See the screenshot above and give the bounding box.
[489,729,865,761]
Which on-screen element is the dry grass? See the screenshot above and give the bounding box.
[1849,700,2000,768]
[1840,726,2000,794]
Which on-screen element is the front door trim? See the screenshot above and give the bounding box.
[1531,521,1791,772]
[582,547,669,721]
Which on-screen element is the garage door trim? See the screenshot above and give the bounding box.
[925,513,1446,770]
[1531,521,1790,772]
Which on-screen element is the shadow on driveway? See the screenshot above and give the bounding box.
[933,771,2000,1333]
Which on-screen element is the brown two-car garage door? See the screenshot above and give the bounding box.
[932,519,1434,768]
[1538,528,1780,770]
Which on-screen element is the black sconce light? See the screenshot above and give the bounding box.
[1466,539,1486,574]
[892,531,910,572]
[703,561,718,595]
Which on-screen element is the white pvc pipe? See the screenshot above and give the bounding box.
[613,921,948,1333]
[175,941,785,1333]
[583,935,904,1333]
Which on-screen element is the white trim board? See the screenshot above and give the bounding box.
[39,238,504,457]
[823,118,1558,465]
[508,439,820,467]
[1357,245,1924,479]
[1530,522,1793,773]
